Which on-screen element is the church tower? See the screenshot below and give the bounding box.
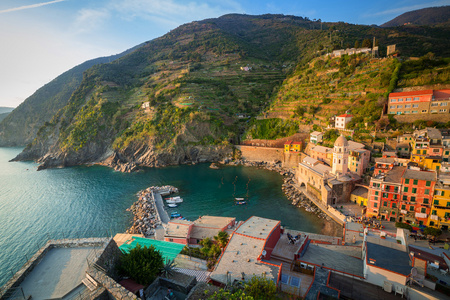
[332,134,349,175]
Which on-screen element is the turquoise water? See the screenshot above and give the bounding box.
[0,147,323,286]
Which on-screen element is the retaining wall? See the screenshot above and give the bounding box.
[236,145,284,162]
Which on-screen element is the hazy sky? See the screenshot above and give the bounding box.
[1,0,449,108]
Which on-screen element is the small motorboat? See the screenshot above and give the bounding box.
[171,213,181,218]
[235,201,247,205]
[166,196,183,204]
[168,203,178,208]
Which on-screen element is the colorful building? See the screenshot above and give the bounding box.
[399,170,436,225]
[387,89,450,115]
[335,114,353,129]
[350,186,368,206]
[428,177,450,230]
[310,131,323,144]
[284,140,302,152]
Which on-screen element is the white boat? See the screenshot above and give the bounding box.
[166,196,183,204]
[168,204,178,208]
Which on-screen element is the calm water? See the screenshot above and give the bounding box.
[0,147,322,286]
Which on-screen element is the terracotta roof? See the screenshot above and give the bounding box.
[433,89,450,100]
[337,114,353,118]
[389,90,433,97]
[292,141,302,145]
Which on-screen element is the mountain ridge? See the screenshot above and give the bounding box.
[381,6,450,27]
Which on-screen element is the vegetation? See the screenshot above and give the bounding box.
[207,274,277,300]
[395,222,412,231]
[423,227,442,237]
[246,119,300,140]
[117,244,165,285]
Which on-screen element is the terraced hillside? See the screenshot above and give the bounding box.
[265,55,396,125]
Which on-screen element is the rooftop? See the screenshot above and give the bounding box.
[310,131,323,136]
[337,114,353,118]
[234,216,280,240]
[427,128,442,140]
[351,186,368,198]
[375,157,395,164]
[210,234,280,285]
[311,145,332,154]
[165,219,193,239]
[365,242,411,276]
[193,216,235,229]
[402,169,437,182]
[389,89,433,97]
[348,140,365,151]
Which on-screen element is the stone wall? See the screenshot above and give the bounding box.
[393,113,450,123]
[241,133,309,148]
[88,267,137,300]
[95,238,124,280]
[236,145,283,162]
[282,152,301,168]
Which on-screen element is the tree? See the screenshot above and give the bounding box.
[423,227,442,238]
[244,275,277,300]
[214,231,229,249]
[117,244,164,285]
[354,40,360,48]
[362,39,371,48]
[161,259,177,278]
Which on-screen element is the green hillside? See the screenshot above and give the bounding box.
[12,14,450,169]
[0,45,143,146]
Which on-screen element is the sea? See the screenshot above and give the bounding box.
[0,147,323,286]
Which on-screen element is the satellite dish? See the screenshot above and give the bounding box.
[411,267,418,277]
[262,250,267,257]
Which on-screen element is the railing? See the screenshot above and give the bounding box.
[0,229,114,295]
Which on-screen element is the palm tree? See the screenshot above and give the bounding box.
[161,258,177,278]
[214,231,229,249]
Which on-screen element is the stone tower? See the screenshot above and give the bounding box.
[332,134,349,175]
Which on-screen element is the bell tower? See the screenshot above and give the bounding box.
[332,134,349,175]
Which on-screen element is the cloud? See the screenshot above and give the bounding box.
[72,8,111,34]
[367,0,450,17]
[0,0,66,14]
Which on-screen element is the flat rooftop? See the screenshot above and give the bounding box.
[300,244,364,277]
[19,247,92,299]
[193,216,235,229]
[385,166,406,182]
[366,242,411,276]
[165,220,192,239]
[234,216,280,240]
[402,169,436,182]
[210,233,280,285]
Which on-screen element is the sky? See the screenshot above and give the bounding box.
[1,0,449,108]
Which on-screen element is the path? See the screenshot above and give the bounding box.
[152,191,170,241]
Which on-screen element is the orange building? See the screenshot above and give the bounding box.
[388,89,450,115]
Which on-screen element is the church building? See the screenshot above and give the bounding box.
[297,135,361,206]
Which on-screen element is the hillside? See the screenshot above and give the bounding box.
[11,14,450,171]
[0,107,14,123]
[0,45,143,147]
[381,6,450,27]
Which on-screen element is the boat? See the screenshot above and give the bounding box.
[235,201,247,205]
[170,213,181,218]
[235,197,246,201]
[166,196,183,204]
[167,204,178,208]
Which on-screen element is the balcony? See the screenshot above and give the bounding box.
[430,215,439,221]
[415,212,428,219]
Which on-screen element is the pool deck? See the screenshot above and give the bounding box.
[19,247,92,299]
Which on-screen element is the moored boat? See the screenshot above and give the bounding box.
[166,196,183,204]
[167,203,178,208]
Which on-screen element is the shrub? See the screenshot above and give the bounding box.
[117,244,164,285]
[395,222,412,231]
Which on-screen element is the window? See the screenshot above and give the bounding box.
[403,195,408,201]
[397,105,402,109]
[392,203,397,208]
[413,179,418,185]
[398,98,403,102]
[413,97,419,101]
[394,194,398,200]
[391,99,396,102]
[446,151,449,155]
[406,98,412,101]
[383,193,388,198]
[434,199,439,205]
[433,148,440,153]
[440,109,447,113]
[441,102,447,106]
[390,105,395,109]
[425,189,430,195]
[412,104,419,108]
[411,196,416,202]
[422,110,428,113]
[404,111,410,114]
[375,191,379,196]
[412,188,417,193]
[401,205,406,210]
[405,179,410,184]
[404,187,408,192]
[447,202,450,207]
[421,208,426,213]
[432,210,437,215]
[431,110,437,113]
[423,198,429,204]
[430,221,435,226]
[405,104,411,108]
[431,103,439,107]
[412,111,418,114]
[374,203,378,208]
[383,201,388,207]
[426,181,431,187]
[409,206,414,211]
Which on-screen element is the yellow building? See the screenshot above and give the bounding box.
[350,186,368,207]
[428,182,450,230]
[422,156,441,172]
[284,140,302,153]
